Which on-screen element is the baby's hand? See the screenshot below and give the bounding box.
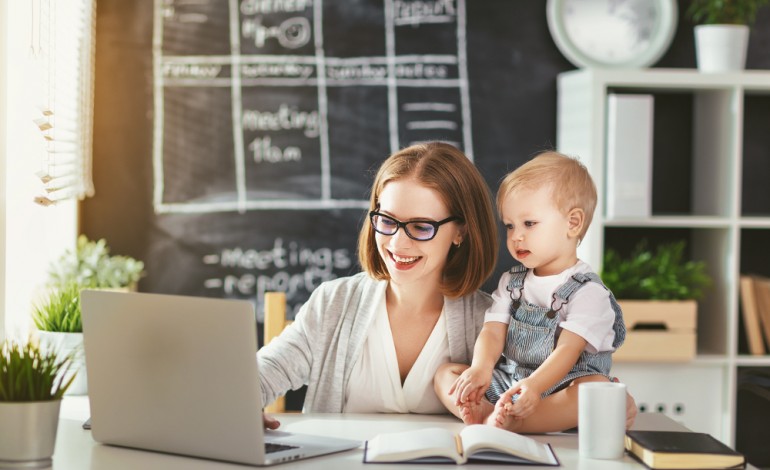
[499,380,541,420]
[449,367,491,406]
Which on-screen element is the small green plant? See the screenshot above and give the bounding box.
[48,235,145,289]
[0,339,75,401]
[32,283,82,333]
[601,240,712,300]
[688,0,770,26]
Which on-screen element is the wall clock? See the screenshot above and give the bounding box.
[546,0,678,69]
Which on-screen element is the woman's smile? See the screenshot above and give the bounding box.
[388,250,422,269]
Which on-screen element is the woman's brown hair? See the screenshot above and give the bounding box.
[357,142,498,298]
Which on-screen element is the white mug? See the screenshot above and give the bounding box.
[578,382,627,459]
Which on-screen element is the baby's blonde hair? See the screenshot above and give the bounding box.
[497,151,597,240]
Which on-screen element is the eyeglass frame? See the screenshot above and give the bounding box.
[369,211,462,241]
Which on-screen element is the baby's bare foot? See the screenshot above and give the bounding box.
[458,399,493,425]
[486,403,521,432]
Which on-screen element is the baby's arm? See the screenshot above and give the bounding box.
[450,321,507,405]
[499,329,587,419]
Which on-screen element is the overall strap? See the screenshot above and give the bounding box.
[552,272,627,349]
[550,272,602,312]
[506,264,528,299]
[506,264,528,312]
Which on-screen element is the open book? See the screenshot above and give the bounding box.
[363,424,559,465]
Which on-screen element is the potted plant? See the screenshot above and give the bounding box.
[35,236,145,395]
[0,338,75,467]
[32,284,87,395]
[601,240,712,362]
[48,235,145,290]
[687,0,770,72]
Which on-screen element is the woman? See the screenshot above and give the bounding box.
[260,142,637,430]
[259,142,498,424]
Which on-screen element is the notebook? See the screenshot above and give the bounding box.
[80,289,360,466]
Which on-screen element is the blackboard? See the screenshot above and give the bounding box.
[83,0,770,321]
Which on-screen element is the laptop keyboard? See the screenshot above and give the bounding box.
[265,442,299,454]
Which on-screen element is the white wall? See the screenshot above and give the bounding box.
[1,0,8,340]
[2,1,77,340]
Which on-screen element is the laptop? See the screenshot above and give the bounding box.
[80,289,360,466]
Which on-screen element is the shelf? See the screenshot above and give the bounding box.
[604,216,732,228]
[560,67,770,90]
[735,356,770,367]
[739,218,770,228]
[558,68,770,447]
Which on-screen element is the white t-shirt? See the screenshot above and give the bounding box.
[484,260,616,353]
[344,299,449,414]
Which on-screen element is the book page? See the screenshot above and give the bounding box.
[460,424,558,465]
[364,427,460,463]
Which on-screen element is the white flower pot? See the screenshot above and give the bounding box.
[694,24,750,73]
[37,331,87,396]
[0,400,61,468]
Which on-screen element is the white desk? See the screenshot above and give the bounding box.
[52,397,755,469]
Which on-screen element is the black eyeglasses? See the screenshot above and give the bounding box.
[369,211,461,241]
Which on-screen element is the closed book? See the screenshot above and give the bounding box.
[739,275,766,355]
[751,275,770,350]
[625,430,745,469]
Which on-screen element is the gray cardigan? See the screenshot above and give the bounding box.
[258,272,492,412]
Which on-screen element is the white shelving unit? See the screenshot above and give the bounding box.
[556,68,770,445]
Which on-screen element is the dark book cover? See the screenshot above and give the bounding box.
[626,431,741,456]
[625,431,745,470]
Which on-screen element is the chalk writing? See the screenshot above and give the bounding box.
[163,63,223,79]
[240,0,313,15]
[154,0,473,214]
[241,62,315,79]
[241,16,312,49]
[211,238,352,271]
[241,104,320,138]
[394,0,456,25]
[249,136,302,163]
[203,238,353,313]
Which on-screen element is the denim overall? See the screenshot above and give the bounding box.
[486,264,626,404]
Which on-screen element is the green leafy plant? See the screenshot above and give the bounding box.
[0,339,75,401]
[48,235,145,289]
[32,283,82,333]
[688,0,770,26]
[601,240,712,300]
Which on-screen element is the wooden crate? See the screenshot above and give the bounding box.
[614,300,697,362]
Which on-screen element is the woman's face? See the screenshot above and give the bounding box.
[375,178,463,291]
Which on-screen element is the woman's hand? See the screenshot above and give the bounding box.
[263,413,281,430]
[449,366,492,405]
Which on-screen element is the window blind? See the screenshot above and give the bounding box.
[31,0,96,206]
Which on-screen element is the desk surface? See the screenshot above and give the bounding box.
[53,397,753,469]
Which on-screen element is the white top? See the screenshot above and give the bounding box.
[484,260,616,353]
[344,299,449,414]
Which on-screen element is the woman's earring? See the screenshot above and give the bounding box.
[454,240,462,248]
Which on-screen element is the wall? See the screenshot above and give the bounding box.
[81,1,770,322]
[1,0,8,339]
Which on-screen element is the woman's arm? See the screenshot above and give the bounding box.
[450,321,507,404]
[258,310,315,406]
